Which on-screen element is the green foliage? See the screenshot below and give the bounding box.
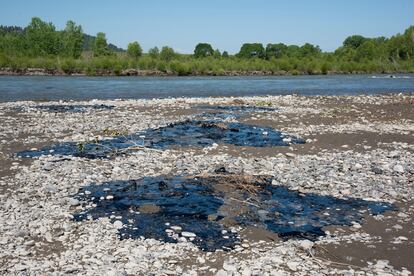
[26,17,61,56]
[148,47,159,58]
[62,20,83,58]
[343,35,368,49]
[170,60,191,76]
[266,43,288,59]
[93,32,113,57]
[127,41,142,59]
[0,17,413,75]
[237,43,265,58]
[300,43,321,57]
[194,43,214,58]
[213,49,221,58]
[160,46,175,61]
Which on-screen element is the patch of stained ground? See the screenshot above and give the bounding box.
[32,104,115,113]
[17,120,304,159]
[73,174,393,251]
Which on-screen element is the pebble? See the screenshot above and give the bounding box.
[1,95,412,275]
[287,261,299,271]
[299,240,314,251]
[181,232,196,238]
[170,226,182,231]
[393,165,404,173]
[113,220,123,229]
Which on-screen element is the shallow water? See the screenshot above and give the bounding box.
[1,75,414,101]
[73,175,393,251]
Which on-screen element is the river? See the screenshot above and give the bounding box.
[0,74,413,101]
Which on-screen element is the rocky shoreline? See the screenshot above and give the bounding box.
[0,67,410,77]
[0,94,413,275]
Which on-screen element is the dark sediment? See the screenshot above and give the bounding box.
[73,174,393,251]
[17,120,304,159]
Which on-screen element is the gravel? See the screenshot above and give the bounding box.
[0,94,413,275]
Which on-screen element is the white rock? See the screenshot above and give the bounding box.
[393,165,404,173]
[197,257,206,264]
[113,220,123,229]
[223,262,237,272]
[287,261,299,271]
[181,231,196,238]
[354,163,363,170]
[68,198,80,206]
[215,269,228,276]
[299,240,314,251]
[170,226,182,231]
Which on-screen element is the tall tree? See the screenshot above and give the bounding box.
[26,17,61,56]
[194,43,214,58]
[93,32,112,57]
[160,46,175,61]
[237,43,265,58]
[343,35,368,49]
[62,20,83,58]
[266,43,288,59]
[127,41,142,59]
[148,46,159,58]
[300,43,321,57]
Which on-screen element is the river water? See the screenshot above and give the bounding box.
[0,74,413,102]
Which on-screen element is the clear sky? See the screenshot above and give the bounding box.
[1,0,413,53]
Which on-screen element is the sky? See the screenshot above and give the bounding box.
[1,0,413,54]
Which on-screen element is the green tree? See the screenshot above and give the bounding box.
[213,49,221,58]
[343,35,368,49]
[194,43,214,58]
[300,43,321,57]
[62,20,83,58]
[148,47,159,58]
[26,17,61,56]
[237,43,265,58]
[222,51,229,58]
[160,46,175,61]
[355,40,386,61]
[286,45,301,57]
[392,26,414,60]
[127,41,142,59]
[266,43,288,59]
[93,32,112,57]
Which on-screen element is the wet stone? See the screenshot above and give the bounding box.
[17,120,304,159]
[72,174,393,251]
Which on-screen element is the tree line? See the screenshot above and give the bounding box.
[0,17,413,75]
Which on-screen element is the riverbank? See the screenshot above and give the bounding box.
[1,67,413,77]
[0,94,413,274]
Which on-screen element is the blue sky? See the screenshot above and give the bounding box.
[1,0,413,53]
